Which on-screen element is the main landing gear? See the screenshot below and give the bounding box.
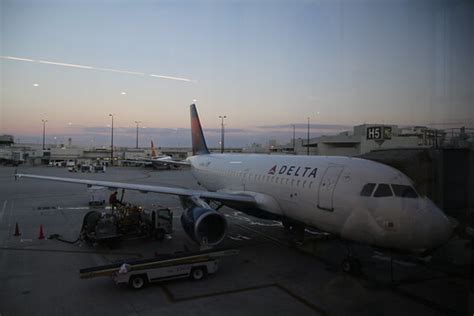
[282,219,305,243]
[282,218,363,275]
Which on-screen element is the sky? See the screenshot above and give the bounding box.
[0,0,473,148]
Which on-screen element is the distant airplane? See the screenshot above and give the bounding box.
[150,140,180,162]
[16,104,453,273]
[125,140,186,169]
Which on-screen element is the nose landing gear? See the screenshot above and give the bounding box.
[341,256,361,274]
[341,242,362,275]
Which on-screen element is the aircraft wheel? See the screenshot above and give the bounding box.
[282,219,292,231]
[129,275,147,289]
[191,267,206,281]
[341,258,361,274]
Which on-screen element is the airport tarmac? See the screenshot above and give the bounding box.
[0,166,472,315]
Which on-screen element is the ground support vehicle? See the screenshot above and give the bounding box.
[80,165,92,173]
[88,186,106,206]
[79,248,239,289]
[80,205,173,244]
[94,165,106,173]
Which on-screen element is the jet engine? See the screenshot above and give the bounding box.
[180,196,227,246]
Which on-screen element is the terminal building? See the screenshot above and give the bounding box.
[0,124,472,166]
[273,124,473,156]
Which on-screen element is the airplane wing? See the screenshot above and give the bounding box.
[123,158,191,166]
[15,173,254,204]
[157,159,190,166]
[123,159,153,165]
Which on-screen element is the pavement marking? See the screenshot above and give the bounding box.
[228,234,252,241]
[0,201,8,249]
[372,254,417,267]
[7,200,14,229]
[161,282,328,315]
[225,211,283,227]
[390,285,460,316]
[36,206,111,212]
[235,223,288,246]
[0,200,6,223]
[0,246,143,257]
[275,283,328,316]
[2,200,15,246]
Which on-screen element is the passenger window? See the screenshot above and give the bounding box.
[360,183,376,196]
[373,184,393,197]
[391,184,418,198]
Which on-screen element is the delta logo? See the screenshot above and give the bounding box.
[268,165,277,175]
[268,165,318,178]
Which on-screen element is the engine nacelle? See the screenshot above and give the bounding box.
[180,197,227,246]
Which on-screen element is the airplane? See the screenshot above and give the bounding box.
[124,140,187,169]
[15,104,453,273]
[150,140,172,162]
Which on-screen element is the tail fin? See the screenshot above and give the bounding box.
[190,104,210,155]
[151,141,157,158]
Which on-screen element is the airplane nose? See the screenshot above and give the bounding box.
[426,210,453,249]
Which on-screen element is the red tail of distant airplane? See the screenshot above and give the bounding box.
[151,141,157,158]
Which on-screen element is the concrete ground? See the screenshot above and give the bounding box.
[0,166,472,315]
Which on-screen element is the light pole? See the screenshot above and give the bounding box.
[42,119,48,150]
[134,120,141,149]
[292,124,296,153]
[219,115,227,153]
[109,114,114,166]
[307,117,310,156]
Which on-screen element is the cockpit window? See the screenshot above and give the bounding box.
[391,184,418,198]
[360,183,376,196]
[373,184,393,197]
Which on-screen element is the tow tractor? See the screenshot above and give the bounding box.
[79,248,239,289]
[81,204,173,245]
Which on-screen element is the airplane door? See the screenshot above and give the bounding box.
[317,166,344,211]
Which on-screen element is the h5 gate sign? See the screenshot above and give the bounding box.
[366,126,392,140]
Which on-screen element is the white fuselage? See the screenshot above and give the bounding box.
[188,154,452,251]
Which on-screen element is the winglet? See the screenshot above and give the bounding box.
[190,104,210,155]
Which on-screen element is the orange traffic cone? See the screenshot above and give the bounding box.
[14,222,21,236]
[38,224,45,240]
